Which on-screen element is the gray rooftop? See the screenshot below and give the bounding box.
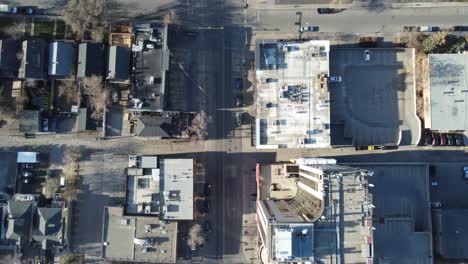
[19,110,40,132]
[428,54,468,131]
[107,46,130,81]
[135,116,173,138]
[132,25,169,110]
[160,158,193,220]
[255,40,331,149]
[102,206,177,263]
[48,42,75,76]
[6,200,33,242]
[77,42,104,78]
[18,39,48,79]
[0,39,20,77]
[32,207,64,250]
[434,209,468,259]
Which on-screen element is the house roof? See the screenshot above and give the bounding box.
[107,46,130,81]
[0,39,20,77]
[135,115,172,137]
[18,39,48,79]
[48,42,75,76]
[6,200,33,242]
[19,110,40,132]
[32,207,64,249]
[77,43,104,78]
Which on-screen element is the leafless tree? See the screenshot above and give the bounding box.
[163,10,179,25]
[62,0,106,40]
[62,147,81,186]
[59,253,83,264]
[43,177,60,199]
[62,187,80,201]
[4,22,26,39]
[83,75,109,119]
[187,224,205,250]
[188,111,208,140]
[57,79,79,110]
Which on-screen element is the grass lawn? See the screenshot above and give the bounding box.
[33,19,54,38]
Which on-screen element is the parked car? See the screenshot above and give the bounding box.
[42,119,48,132]
[418,26,439,32]
[463,167,468,179]
[204,183,211,197]
[424,133,432,146]
[235,112,243,126]
[300,26,319,32]
[455,134,464,146]
[204,221,212,233]
[317,8,343,14]
[431,202,442,208]
[364,50,371,62]
[447,134,455,146]
[432,133,440,146]
[235,78,242,90]
[236,94,243,107]
[329,76,342,82]
[440,133,447,146]
[451,26,468,31]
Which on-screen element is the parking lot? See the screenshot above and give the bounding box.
[330,48,420,146]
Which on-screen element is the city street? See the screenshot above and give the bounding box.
[3,0,468,263]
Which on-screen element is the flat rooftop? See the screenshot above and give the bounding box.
[353,163,433,264]
[160,158,193,220]
[132,25,169,111]
[428,54,468,131]
[258,163,298,200]
[271,223,314,262]
[255,40,331,149]
[102,207,177,263]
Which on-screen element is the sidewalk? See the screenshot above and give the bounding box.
[249,0,353,10]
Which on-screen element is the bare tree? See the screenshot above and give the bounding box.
[187,224,205,250]
[188,111,208,140]
[83,75,109,119]
[43,177,60,199]
[4,22,26,39]
[62,0,106,40]
[62,187,80,201]
[59,253,83,264]
[62,147,81,186]
[163,10,179,25]
[57,79,79,111]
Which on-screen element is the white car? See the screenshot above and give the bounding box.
[300,26,319,32]
[418,26,433,32]
[329,76,342,82]
[364,50,370,62]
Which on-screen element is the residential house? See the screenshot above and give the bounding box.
[6,200,33,245]
[32,207,66,250]
[48,42,76,78]
[18,39,48,80]
[0,39,20,78]
[134,115,173,138]
[106,46,130,81]
[77,42,105,78]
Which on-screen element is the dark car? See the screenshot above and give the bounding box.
[235,112,243,126]
[424,133,432,146]
[463,167,468,179]
[447,134,455,146]
[452,26,468,31]
[197,200,210,214]
[236,94,243,107]
[204,221,212,233]
[432,133,440,146]
[440,133,447,146]
[235,78,243,90]
[317,8,343,14]
[455,134,464,146]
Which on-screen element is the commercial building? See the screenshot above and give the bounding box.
[433,209,468,260]
[256,158,374,263]
[255,40,331,149]
[102,206,177,263]
[130,24,170,111]
[0,39,20,78]
[102,155,193,263]
[426,53,468,131]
